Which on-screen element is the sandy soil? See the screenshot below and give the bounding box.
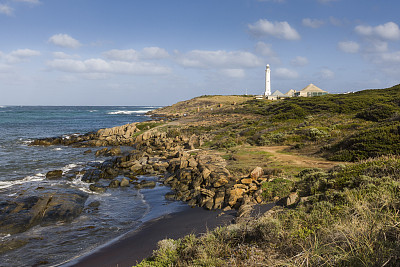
[250,146,343,169]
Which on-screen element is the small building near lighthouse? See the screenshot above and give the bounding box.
[294,83,328,97]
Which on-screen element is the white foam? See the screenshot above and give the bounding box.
[0,234,11,240]
[62,133,80,140]
[107,109,154,115]
[53,147,63,151]
[0,173,45,189]
[61,163,79,173]
[89,110,98,113]
[19,139,33,146]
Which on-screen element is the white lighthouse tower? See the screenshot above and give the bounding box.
[264,64,271,97]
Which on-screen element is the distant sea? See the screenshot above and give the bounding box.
[0,106,186,267]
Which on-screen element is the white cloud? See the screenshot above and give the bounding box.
[10,49,40,57]
[337,41,360,53]
[141,47,169,59]
[13,0,41,4]
[248,19,300,40]
[379,51,400,64]
[52,52,80,59]
[0,63,13,73]
[219,69,245,78]
[47,58,171,75]
[6,49,41,63]
[0,4,13,15]
[254,42,274,56]
[103,47,169,62]
[319,68,335,79]
[175,50,263,69]
[103,49,139,61]
[365,40,388,53]
[48,34,82,49]
[302,18,324,28]
[291,56,309,66]
[275,68,299,79]
[254,42,281,64]
[355,22,400,41]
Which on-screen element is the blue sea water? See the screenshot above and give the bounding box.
[0,106,185,267]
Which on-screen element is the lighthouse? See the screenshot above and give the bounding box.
[264,64,271,97]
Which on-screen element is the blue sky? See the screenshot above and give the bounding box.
[1,0,400,105]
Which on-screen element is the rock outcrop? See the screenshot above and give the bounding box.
[30,120,271,212]
[0,189,88,235]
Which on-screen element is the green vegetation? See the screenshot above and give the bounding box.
[180,84,400,161]
[136,156,400,266]
[328,122,400,161]
[136,122,165,131]
[261,178,294,201]
[133,85,400,266]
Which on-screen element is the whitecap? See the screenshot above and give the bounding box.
[67,175,94,194]
[61,163,80,173]
[19,139,33,146]
[107,109,154,115]
[53,147,63,151]
[0,234,11,240]
[89,110,98,113]
[0,173,45,189]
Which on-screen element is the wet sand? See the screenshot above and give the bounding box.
[63,206,237,267]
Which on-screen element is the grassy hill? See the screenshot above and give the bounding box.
[136,84,400,266]
[151,84,400,163]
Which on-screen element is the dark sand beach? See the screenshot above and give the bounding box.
[63,206,238,267]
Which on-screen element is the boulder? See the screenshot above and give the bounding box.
[240,178,253,184]
[120,178,130,187]
[109,146,121,156]
[227,188,245,207]
[250,167,264,180]
[0,190,88,235]
[200,188,215,198]
[204,199,214,210]
[214,177,229,187]
[95,148,108,157]
[135,180,156,189]
[89,184,107,193]
[88,201,100,208]
[213,190,225,209]
[285,192,299,207]
[46,170,63,179]
[165,192,176,200]
[108,179,120,188]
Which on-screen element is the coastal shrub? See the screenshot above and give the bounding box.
[328,122,400,161]
[261,178,294,201]
[356,103,399,121]
[136,157,400,267]
[256,132,287,145]
[136,122,164,131]
[305,127,329,141]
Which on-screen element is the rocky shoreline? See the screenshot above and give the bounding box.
[31,120,271,210]
[0,119,280,237]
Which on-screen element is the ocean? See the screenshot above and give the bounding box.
[0,106,186,267]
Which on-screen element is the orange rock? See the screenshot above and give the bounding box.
[250,167,264,180]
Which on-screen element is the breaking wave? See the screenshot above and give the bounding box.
[107,109,154,115]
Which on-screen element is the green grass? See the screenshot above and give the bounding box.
[135,156,400,266]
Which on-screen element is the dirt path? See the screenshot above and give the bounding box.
[250,146,343,169]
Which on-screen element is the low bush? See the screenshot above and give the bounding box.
[328,122,400,161]
[136,156,400,266]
